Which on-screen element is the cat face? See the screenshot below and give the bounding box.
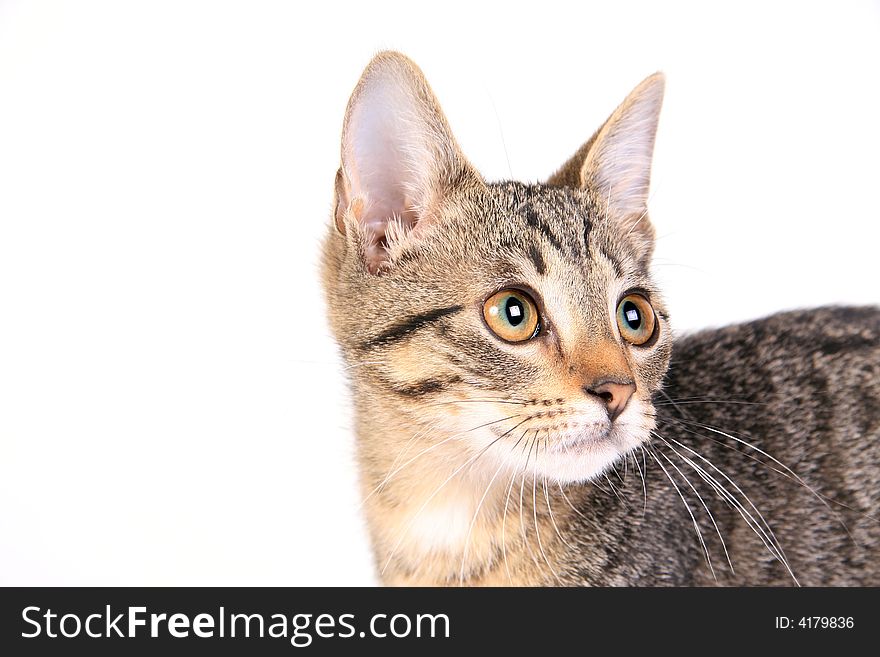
[323,52,671,485]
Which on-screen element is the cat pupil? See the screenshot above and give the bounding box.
[505,297,524,326]
[625,303,641,329]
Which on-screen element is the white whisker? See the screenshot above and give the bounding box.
[357,412,525,512]
[655,439,734,575]
[518,436,542,572]
[532,440,562,584]
[659,432,799,584]
[502,431,533,584]
[458,456,507,585]
[646,445,716,581]
[380,423,520,576]
[634,446,648,516]
[543,476,574,550]
[557,482,590,523]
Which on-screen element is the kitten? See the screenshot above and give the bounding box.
[322,51,880,585]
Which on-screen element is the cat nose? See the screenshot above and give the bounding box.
[583,379,636,421]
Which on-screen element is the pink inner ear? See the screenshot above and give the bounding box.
[343,88,425,270]
[581,74,664,223]
[356,195,418,272]
[340,54,472,272]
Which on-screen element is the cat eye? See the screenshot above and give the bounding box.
[483,289,540,342]
[616,294,656,346]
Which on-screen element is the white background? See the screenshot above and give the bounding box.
[1,1,878,585]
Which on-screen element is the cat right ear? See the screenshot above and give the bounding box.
[548,73,665,264]
[334,52,481,274]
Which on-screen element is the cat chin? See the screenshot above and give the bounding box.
[530,448,624,485]
[528,426,647,484]
[482,407,653,485]
[474,399,655,484]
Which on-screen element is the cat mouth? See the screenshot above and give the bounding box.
[550,422,614,452]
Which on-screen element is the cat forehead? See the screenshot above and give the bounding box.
[447,182,633,265]
[485,182,592,218]
[439,181,593,240]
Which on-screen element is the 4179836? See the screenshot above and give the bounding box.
[775,617,854,629]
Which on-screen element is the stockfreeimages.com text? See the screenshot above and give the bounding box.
[21,605,450,647]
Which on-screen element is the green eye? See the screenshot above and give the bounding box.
[483,289,540,342]
[616,294,656,345]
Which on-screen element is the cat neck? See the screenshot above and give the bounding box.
[355,408,574,586]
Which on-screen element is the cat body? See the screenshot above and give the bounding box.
[322,52,880,585]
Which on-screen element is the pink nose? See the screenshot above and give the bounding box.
[583,380,636,421]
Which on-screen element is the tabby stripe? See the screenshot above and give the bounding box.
[361,305,464,349]
[525,207,568,257]
[436,331,538,387]
[598,243,625,278]
[816,334,877,356]
[584,217,593,258]
[393,376,461,398]
[528,244,547,275]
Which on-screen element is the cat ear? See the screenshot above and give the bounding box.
[335,51,481,273]
[548,73,665,262]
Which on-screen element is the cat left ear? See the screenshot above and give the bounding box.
[548,73,665,263]
[336,51,482,273]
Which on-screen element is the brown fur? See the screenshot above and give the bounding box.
[322,52,880,586]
